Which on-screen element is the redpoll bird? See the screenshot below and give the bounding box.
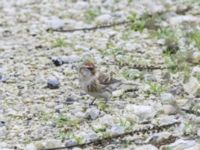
[78,60,120,105]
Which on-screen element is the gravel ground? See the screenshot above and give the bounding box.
[0,0,200,150]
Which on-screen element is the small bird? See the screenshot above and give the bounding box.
[78,60,120,105]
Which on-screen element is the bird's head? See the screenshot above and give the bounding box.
[79,60,96,79]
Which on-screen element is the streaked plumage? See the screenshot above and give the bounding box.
[78,61,120,104]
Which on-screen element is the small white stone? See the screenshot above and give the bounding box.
[135,144,158,150]
[192,51,200,63]
[109,125,124,135]
[192,66,200,74]
[157,115,180,126]
[85,107,100,120]
[125,104,156,121]
[25,143,37,150]
[99,114,114,126]
[169,15,200,25]
[0,127,7,137]
[95,14,113,25]
[74,1,89,10]
[112,89,124,97]
[160,92,175,105]
[47,16,65,30]
[197,128,200,137]
[162,104,178,115]
[164,139,197,149]
[84,130,98,142]
[61,55,81,63]
[184,76,200,97]
[0,142,9,149]
[74,45,90,51]
[44,139,63,149]
[103,0,114,7]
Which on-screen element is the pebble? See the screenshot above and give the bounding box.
[99,114,114,126]
[44,139,63,149]
[0,127,7,137]
[157,115,180,126]
[134,144,158,150]
[65,139,77,147]
[161,139,198,150]
[109,125,124,135]
[192,66,200,74]
[0,142,8,149]
[47,76,60,89]
[169,15,200,25]
[74,1,89,10]
[162,104,178,115]
[0,121,5,127]
[25,143,37,150]
[84,130,98,143]
[95,14,113,25]
[160,92,175,105]
[52,57,63,66]
[184,76,200,97]
[125,104,156,121]
[47,16,65,30]
[85,107,100,120]
[61,55,81,64]
[64,97,76,105]
[146,132,171,145]
[197,128,200,137]
[112,89,124,97]
[192,51,200,64]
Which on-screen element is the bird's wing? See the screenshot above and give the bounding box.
[87,79,107,93]
[97,72,121,85]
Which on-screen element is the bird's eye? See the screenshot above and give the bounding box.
[86,67,94,71]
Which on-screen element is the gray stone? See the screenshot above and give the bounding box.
[0,142,8,149]
[112,89,124,97]
[109,125,124,135]
[169,15,200,25]
[0,121,5,127]
[47,17,65,30]
[144,73,157,82]
[51,57,63,66]
[65,139,76,147]
[47,76,60,89]
[184,77,200,97]
[192,66,200,75]
[74,1,89,10]
[192,51,200,64]
[103,0,114,7]
[84,131,98,143]
[135,144,158,150]
[64,97,75,105]
[197,128,200,137]
[44,139,63,149]
[61,55,81,64]
[25,143,37,150]
[0,127,7,137]
[74,45,90,51]
[146,132,172,145]
[85,107,100,120]
[157,115,180,126]
[162,139,198,150]
[125,104,156,121]
[95,14,113,25]
[160,92,175,105]
[99,114,115,126]
[162,104,178,115]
